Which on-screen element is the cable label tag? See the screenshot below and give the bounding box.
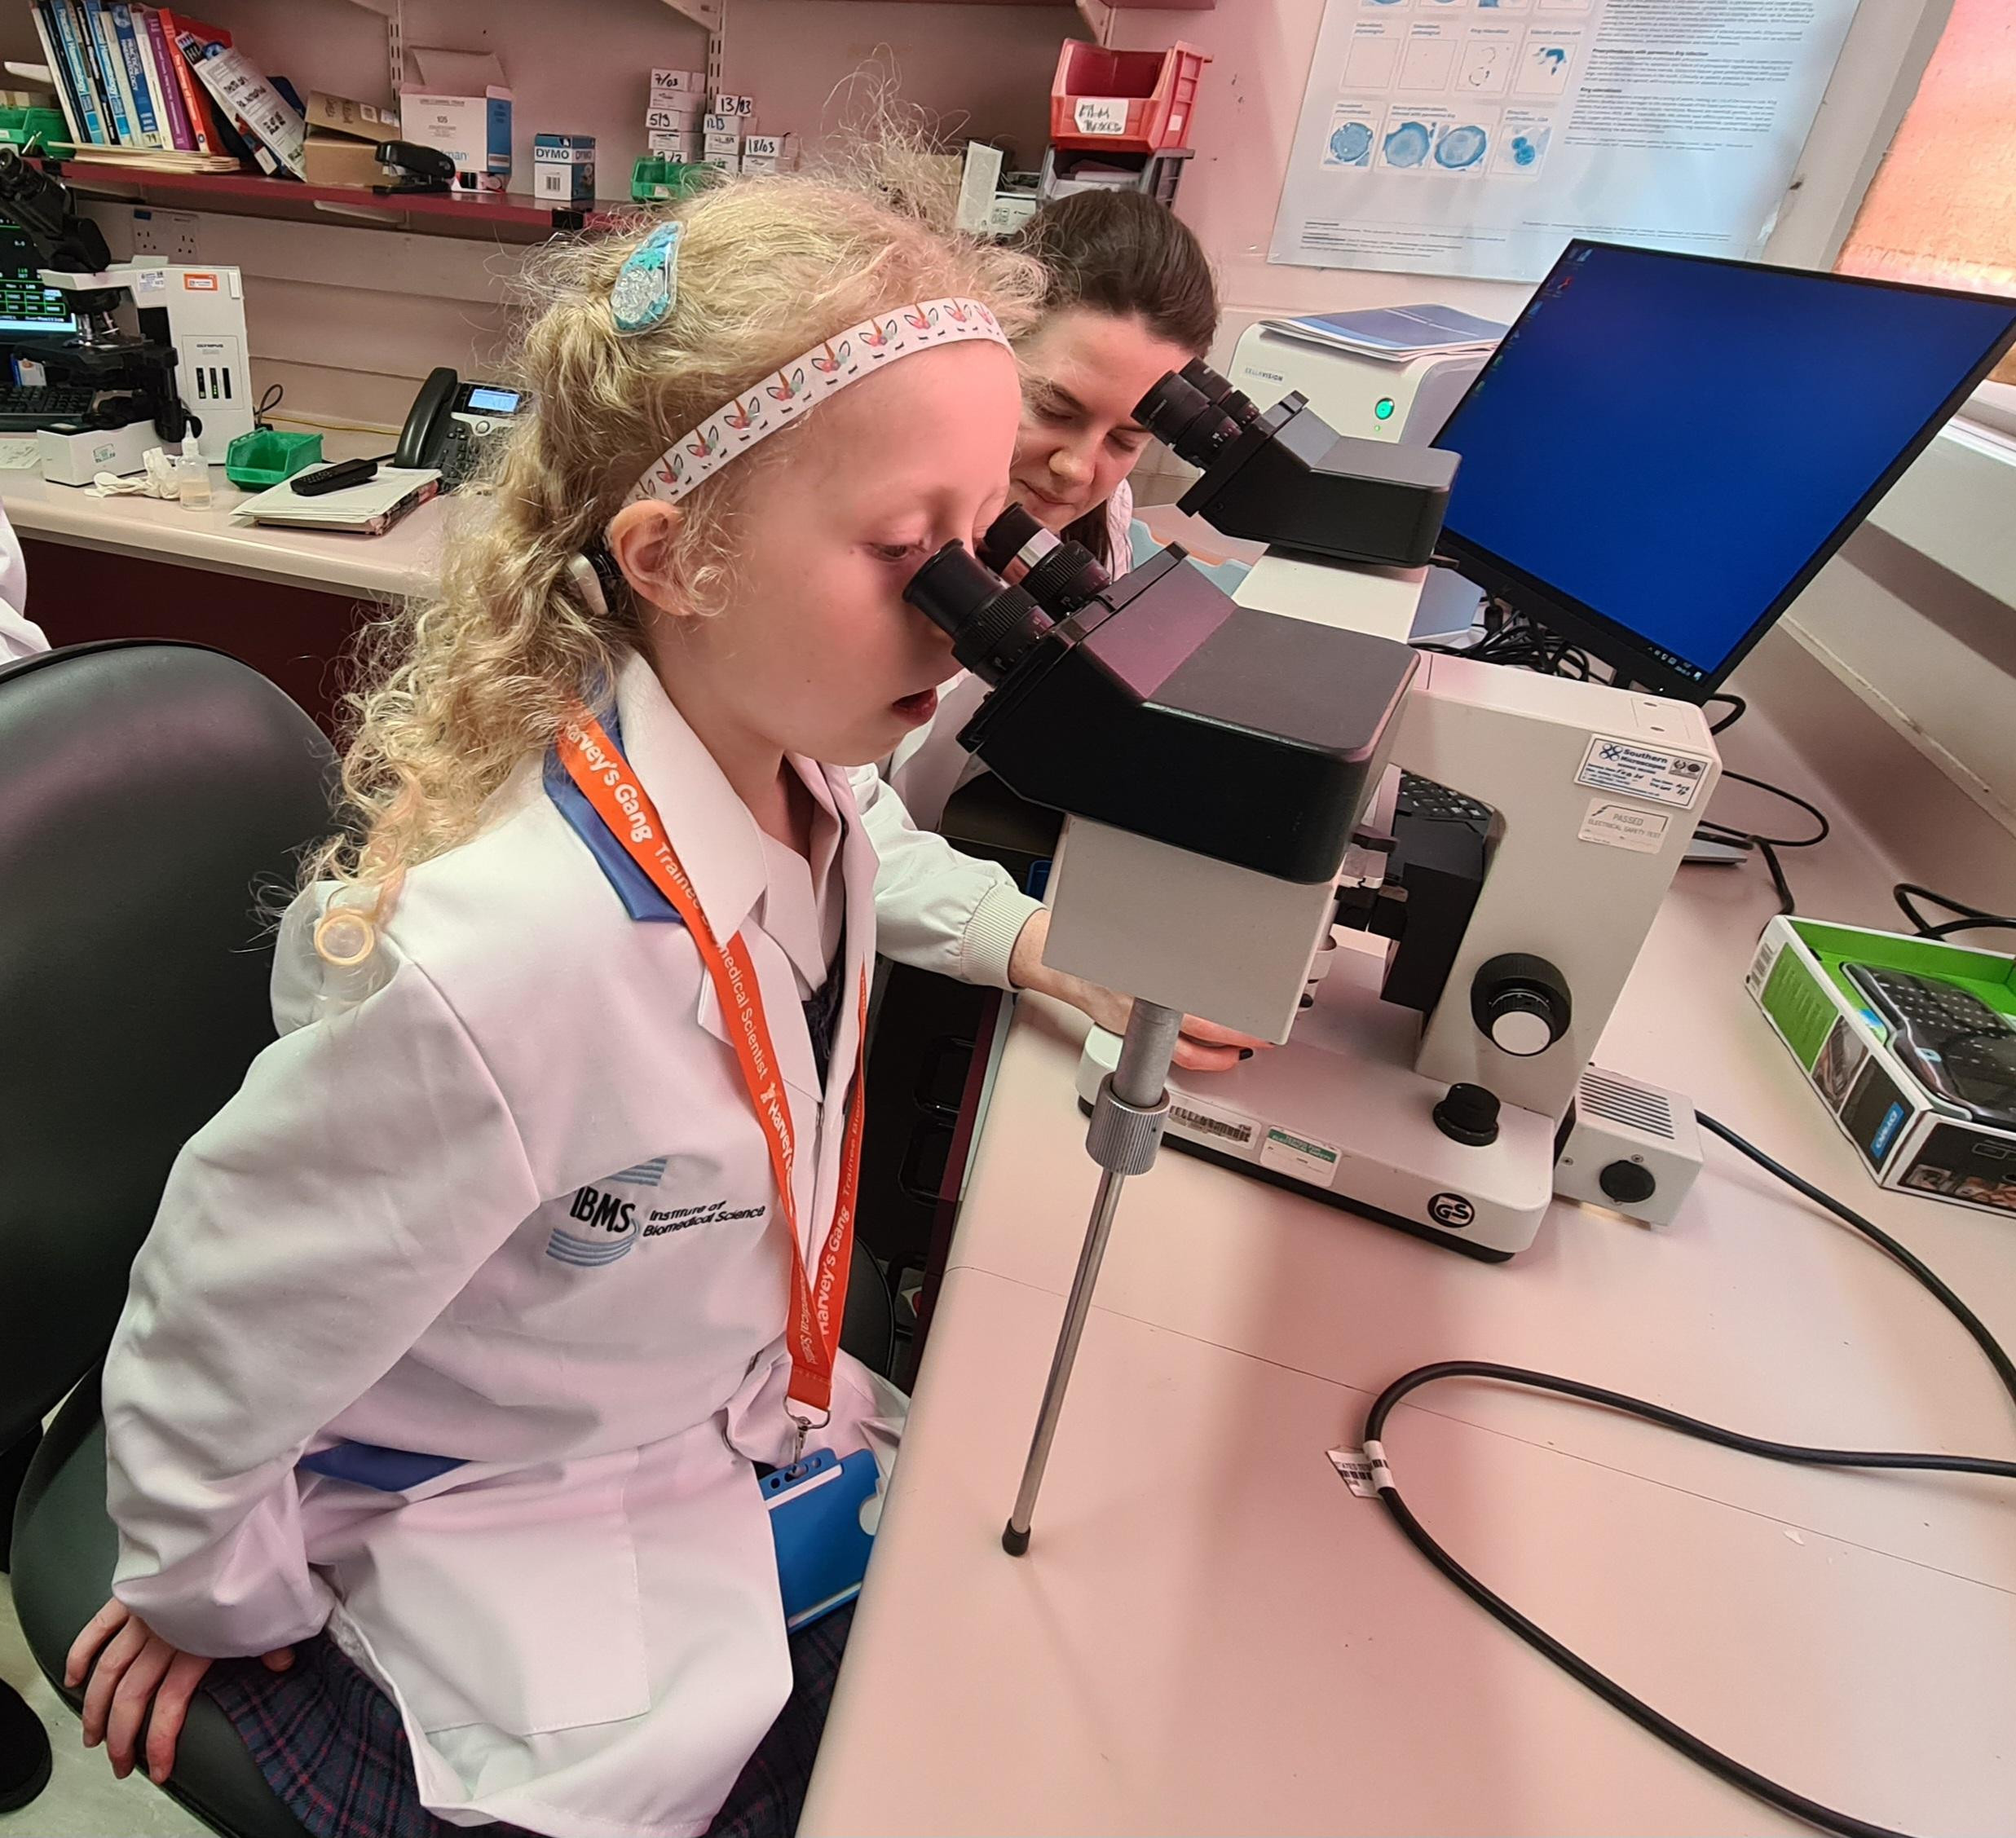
[1577,737,1713,810]
[1327,1447,1386,1498]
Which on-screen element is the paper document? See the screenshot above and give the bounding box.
[0,436,43,470]
[1269,0,1859,283]
[233,465,440,535]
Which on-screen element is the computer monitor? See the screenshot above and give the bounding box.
[0,223,77,339]
[1431,240,2016,699]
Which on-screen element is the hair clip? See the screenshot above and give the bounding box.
[313,906,377,967]
[612,223,682,335]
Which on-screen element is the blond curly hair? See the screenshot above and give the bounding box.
[307,173,1043,922]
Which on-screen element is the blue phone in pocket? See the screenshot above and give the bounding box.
[761,1448,880,1631]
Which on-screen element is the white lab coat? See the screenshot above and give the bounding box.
[103,650,1036,1838]
[0,503,46,663]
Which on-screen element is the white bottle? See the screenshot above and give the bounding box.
[175,434,212,512]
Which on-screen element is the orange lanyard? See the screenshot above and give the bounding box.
[556,707,867,1435]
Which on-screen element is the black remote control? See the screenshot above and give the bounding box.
[1845,963,2016,1129]
[291,456,379,496]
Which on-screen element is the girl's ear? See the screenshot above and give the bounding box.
[607,500,692,623]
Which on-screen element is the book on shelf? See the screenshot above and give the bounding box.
[27,5,86,148]
[157,10,232,155]
[174,29,302,177]
[139,6,192,148]
[82,3,132,146]
[45,2,110,146]
[109,5,163,148]
[31,3,259,161]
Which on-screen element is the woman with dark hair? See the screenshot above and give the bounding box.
[884,190,1249,831]
[1008,188,1223,570]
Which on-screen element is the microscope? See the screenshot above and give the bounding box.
[902,360,1718,1552]
[0,149,236,467]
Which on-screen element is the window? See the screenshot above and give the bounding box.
[1834,0,2016,416]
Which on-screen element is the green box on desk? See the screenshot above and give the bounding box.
[1747,915,2016,1219]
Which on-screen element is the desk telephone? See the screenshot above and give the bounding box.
[395,367,527,488]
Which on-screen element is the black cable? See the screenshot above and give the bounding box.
[255,381,285,430]
[1705,692,1746,734]
[1694,771,1832,916]
[1894,881,2016,944]
[1356,1112,2016,1838]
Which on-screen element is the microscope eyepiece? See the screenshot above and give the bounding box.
[1136,373,1244,469]
[1179,358,1260,430]
[977,504,1111,621]
[976,503,1048,575]
[903,542,1054,685]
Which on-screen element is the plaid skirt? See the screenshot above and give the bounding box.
[203,1604,855,1838]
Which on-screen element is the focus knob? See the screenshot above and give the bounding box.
[1471,953,1571,1057]
[1599,1159,1657,1205]
[1433,1082,1501,1147]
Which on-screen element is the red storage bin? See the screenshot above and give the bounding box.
[1049,41,1210,154]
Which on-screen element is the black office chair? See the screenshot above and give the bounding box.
[2,641,333,1837]
[2,640,895,1837]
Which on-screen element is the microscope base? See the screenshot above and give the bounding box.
[1071,1092,1515,1263]
[1074,937,1559,1258]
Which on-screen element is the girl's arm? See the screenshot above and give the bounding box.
[103,941,540,1659]
[850,765,1041,990]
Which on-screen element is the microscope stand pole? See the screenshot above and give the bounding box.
[1003,999,1181,1557]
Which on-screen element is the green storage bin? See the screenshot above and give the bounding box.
[225,429,324,488]
[629,156,719,203]
[0,107,73,154]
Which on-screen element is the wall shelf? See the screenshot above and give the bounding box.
[46,160,623,241]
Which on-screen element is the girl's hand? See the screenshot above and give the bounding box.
[65,1599,293,1786]
[1008,908,1268,1073]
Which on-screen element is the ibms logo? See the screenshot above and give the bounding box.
[569,1185,637,1233]
[545,1183,642,1268]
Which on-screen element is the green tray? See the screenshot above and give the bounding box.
[225,429,324,488]
[629,156,720,202]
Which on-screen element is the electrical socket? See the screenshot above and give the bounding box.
[130,208,200,262]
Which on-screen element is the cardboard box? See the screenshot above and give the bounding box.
[702,113,739,138]
[305,90,399,141]
[532,133,596,202]
[1747,915,2016,1218]
[704,131,743,157]
[742,132,795,161]
[400,49,513,189]
[712,94,755,117]
[701,153,737,174]
[303,135,399,188]
[645,103,704,131]
[651,68,705,94]
[647,130,704,156]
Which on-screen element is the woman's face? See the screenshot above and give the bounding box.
[1012,306,1197,533]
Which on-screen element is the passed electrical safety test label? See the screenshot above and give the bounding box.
[1577,799,1671,853]
[1576,737,1713,809]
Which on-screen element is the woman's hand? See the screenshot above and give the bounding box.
[65,1599,293,1786]
[1008,907,1268,1073]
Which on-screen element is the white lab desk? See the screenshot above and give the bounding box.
[803,716,2016,1836]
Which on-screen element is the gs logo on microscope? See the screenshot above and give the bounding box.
[1427,1192,1476,1230]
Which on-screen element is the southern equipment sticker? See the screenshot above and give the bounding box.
[1576,737,1712,809]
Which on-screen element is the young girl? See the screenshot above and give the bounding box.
[66,177,1048,1838]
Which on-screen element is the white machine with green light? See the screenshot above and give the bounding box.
[1229,304,1503,447]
